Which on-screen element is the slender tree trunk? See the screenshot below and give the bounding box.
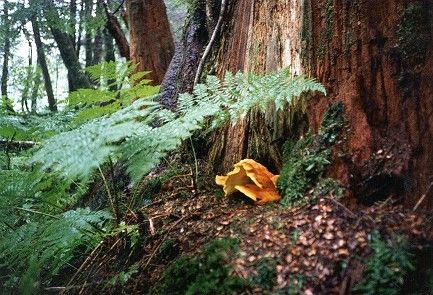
[31,13,57,111]
[21,41,33,113]
[76,0,85,56]
[126,0,175,85]
[1,0,14,112]
[84,0,93,67]
[45,0,90,92]
[69,0,77,49]
[30,64,42,113]
[202,0,433,207]
[104,29,117,92]
[103,2,130,60]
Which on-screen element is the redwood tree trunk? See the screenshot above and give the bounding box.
[205,0,433,207]
[126,0,175,85]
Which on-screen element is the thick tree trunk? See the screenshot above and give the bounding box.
[126,0,175,85]
[31,14,57,112]
[46,0,90,92]
[205,0,433,207]
[306,0,433,207]
[208,0,306,173]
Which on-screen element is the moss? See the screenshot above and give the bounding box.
[312,177,343,199]
[136,167,180,204]
[159,239,180,262]
[277,103,344,207]
[252,257,277,290]
[397,4,430,63]
[317,0,334,59]
[301,0,313,64]
[158,238,249,295]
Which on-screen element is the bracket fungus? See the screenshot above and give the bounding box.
[215,159,281,205]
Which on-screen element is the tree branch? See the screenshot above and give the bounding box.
[0,139,40,150]
[103,1,130,60]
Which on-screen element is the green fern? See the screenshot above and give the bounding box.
[68,61,160,124]
[178,68,326,127]
[33,69,325,185]
[353,231,414,295]
[0,208,112,291]
[32,99,159,180]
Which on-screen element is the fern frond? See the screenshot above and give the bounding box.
[32,99,158,181]
[0,208,111,289]
[178,68,326,127]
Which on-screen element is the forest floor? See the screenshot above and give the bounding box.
[57,163,433,295]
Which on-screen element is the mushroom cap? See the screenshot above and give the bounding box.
[215,159,280,204]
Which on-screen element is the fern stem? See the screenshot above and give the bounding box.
[189,137,199,193]
[98,166,119,226]
[11,206,61,219]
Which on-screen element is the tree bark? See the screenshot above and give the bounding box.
[126,0,175,85]
[31,13,57,112]
[30,64,42,113]
[69,0,77,49]
[92,1,104,66]
[103,3,130,60]
[104,29,117,91]
[21,41,33,113]
[159,0,209,110]
[203,0,433,207]
[84,0,94,67]
[1,0,14,112]
[45,0,90,92]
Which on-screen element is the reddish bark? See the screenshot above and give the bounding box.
[306,0,433,207]
[208,0,433,207]
[126,0,174,85]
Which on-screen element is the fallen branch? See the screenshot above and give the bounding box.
[0,139,39,149]
[194,0,227,85]
[413,181,433,211]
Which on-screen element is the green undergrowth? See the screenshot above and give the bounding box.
[0,66,325,293]
[277,102,345,207]
[354,231,414,295]
[252,257,278,290]
[157,238,249,295]
[133,166,182,207]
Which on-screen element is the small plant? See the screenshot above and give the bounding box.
[252,257,278,290]
[158,238,249,295]
[353,231,414,295]
[312,177,343,199]
[277,102,344,207]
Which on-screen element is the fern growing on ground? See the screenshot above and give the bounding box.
[0,68,325,292]
[0,208,112,292]
[353,231,414,295]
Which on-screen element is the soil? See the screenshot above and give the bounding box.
[57,168,433,295]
